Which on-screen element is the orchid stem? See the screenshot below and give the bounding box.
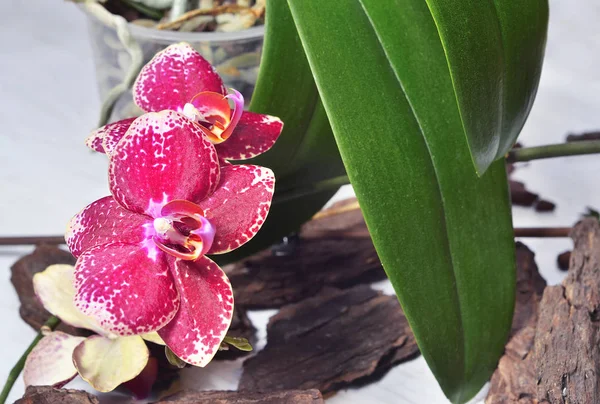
[274,175,351,204]
[507,140,600,162]
[0,316,60,404]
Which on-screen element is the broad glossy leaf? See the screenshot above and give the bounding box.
[219,0,345,263]
[425,0,548,174]
[287,1,522,402]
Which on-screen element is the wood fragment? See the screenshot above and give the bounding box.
[566,131,600,142]
[486,243,546,404]
[9,245,88,336]
[510,180,539,207]
[225,200,386,309]
[154,389,324,403]
[487,219,600,403]
[239,285,419,395]
[534,199,556,213]
[15,386,99,404]
[535,218,600,403]
[556,250,571,271]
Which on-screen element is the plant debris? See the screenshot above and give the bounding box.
[239,285,419,395]
[103,0,265,32]
[566,130,600,142]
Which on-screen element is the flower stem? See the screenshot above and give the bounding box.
[507,140,600,162]
[0,236,65,246]
[0,316,60,404]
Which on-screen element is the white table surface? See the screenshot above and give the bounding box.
[1,1,599,403]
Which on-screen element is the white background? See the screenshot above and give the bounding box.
[1,1,599,402]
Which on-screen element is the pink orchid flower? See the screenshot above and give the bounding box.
[66,110,274,366]
[86,42,283,161]
[24,264,163,393]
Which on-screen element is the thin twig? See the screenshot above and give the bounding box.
[0,236,65,246]
[311,227,573,240]
[513,227,572,238]
[507,140,600,163]
[0,317,61,404]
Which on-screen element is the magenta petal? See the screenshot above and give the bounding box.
[66,196,151,258]
[199,165,275,254]
[215,111,283,161]
[75,243,179,336]
[109,111,220,216]
[85,118,136,155]
[158,257,233,366]
[133,43,226,113]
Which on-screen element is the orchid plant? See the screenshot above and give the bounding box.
[15,43,282,396]
[5,1,566,403]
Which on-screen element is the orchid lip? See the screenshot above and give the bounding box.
[186,90,244,145]
[152,200,215,261]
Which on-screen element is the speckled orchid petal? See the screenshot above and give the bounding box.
[33,264,105,335]
[158,256,233,367]
[85,118,136,155]
[75,243,179,336]
[215,111,283,160]
[109,111,220,216]
[73,335,149,392]
[23,332,85,388]
[66,196,150,258]
[199,165,275,254]
[133,43,225,112]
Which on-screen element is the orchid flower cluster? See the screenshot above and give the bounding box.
[24,43,283,393]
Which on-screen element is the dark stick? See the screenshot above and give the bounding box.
[513,227,571,238]
[315,228,573,239]
[0,236,65,246]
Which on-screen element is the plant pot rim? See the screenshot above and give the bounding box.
[81,5,265,44]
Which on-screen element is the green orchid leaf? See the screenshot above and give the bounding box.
[284,0,547,401]
[219,0,346,263]
[222,336,253,352]
[164,347,186,369]
[424,0,548,174]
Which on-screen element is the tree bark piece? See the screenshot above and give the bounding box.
[486,242,546,404]
[487,219,600,403]
[535,218,600,403]
[154,389,323,403]
[16,386,99,404]
[225,200,386,309]
[9,245,87,336]
[238,285,419,395]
